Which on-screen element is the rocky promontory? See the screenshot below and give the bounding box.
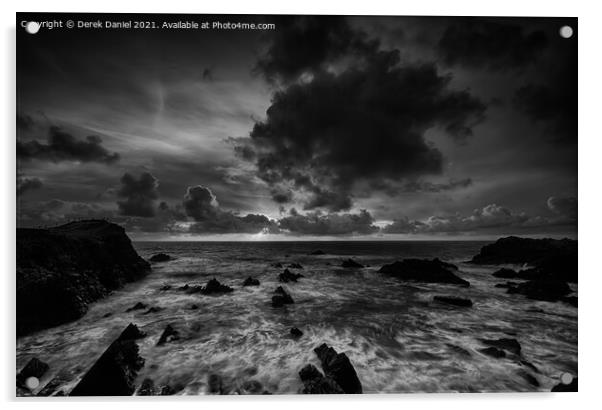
[17,220,150,336]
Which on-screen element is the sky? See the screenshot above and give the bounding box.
[16,14,577,240]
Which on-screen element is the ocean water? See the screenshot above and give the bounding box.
[16,241,578,394]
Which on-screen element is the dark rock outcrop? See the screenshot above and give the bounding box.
[157,324,180,345]
[201,278,234,294]
[314,344,362,394]
[478,347,506,358]
[341,259,364,268]
[207,374,224,394]
[272,286,294,307]
[279,268,304,283]
[378,258,469,286]
[480,338,521,355]
[299,364,344,394]
[149,253,171,262]
[125,302,147,312]
[507,279,572,302]
[271,262,283,268]
[433,296,473,307]
[137,378,155,396]
[290,327,303,338]
[70,323,145,396]
[243,277,260,286]
[17,220,150,336]
[471,236,577,283]
[17,357,49,389]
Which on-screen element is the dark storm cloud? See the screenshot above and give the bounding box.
[17,176,43,196]
[17,113,35,131]
[437,19,549,71]
[116,172,159,217]
[17,126,120,164]
[246,17,486,211]
[369,178,473,196]
[278,208,378,236]
[184,185,278,234]
[547,196,577,221]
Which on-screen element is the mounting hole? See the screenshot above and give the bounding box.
[25,21,40,34]
[560,372,573,385]
[25,376,40,390]
[559,25,573,39]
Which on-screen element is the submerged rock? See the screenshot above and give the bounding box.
[279,268,304,283]
[378,258,469,286]
[290,327,303,338]
[149,253,171,262]
[314,343,362,394]
[480,338,521,355]
[433,296,473,307]
[201,278,234,294]
[272,286,294,307]
[242,277,260,286]
[17,220,150,336]
[340,259,364,268]
[299,364,344,394]
[17,358,49,389]
[157,324,180,345]
[478,347,506,358]
[70,323,145,396]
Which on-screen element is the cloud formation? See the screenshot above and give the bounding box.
[116,172,159,217]
[17,126,120,163]
[278,208,378,236]
[17,176,43,196]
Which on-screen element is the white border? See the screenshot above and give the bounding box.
[2,1,600,409]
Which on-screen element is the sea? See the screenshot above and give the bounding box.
[16,241,578,394]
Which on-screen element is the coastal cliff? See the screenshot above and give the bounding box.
[17,220,150,336]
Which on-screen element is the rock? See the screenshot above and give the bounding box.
[159,385,175,395]
[125,302,147,312]
[272,286,294,307]
[279,268,304,283]
[517,369,539,387]
[341,259,364,268]
[433,296,473,307]
[470,236,577,283]
[314,343,362,394]
[241,380,264,394]
[102,312,113,318]
[149,253,171,262]
[189,304,199,310]
[446,344,471,357]
[17,358,49,389]
[70,323,145,396]
[309,250,326,255]
[520,359,539,373]
[299,364,344,394]
[17,220,150,336]
[271,262,283,268]
[478,347,506,358]
[157,324,180,345]
[207,374,224,394]
[137,378,155,395]
[159,284,172,291]
[507,279,572,302]
[480,338,521,355]
[288,263,303,269]
[242,277,260,286]
[551,377,578,392]
[290,327,303,338]
[201,278,234,294]
[143,307,162,314]
[378,258,469,286]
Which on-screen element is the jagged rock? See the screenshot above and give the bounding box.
[299,364,344,394]
[507,279,572,302]
[201,278,233,294]
[207,374,224,394]
[137,378,155,395]
[378,258,469,286]
[433,296,473,307]
[290,327,303,338]
[17,220,150,336]
[157,324,180,345]
[279,268,304,283]
[272,286,294,307]
[241,380,264,394]
[478,347,506,358]
[70,323,145,396]
[471,236,577,283]
[160,385,175,395]
[17,358,49,389]
[314,343,362,394]
[243,277,260,286]
[309,250,326,255]
[341,259,364,268]
[551,377,578,392]
[480,338,521,355]
[288,263,303,269]
[149,253,171,262]
[159,284,172,291]
[126,302,147,312]
[189,304,199,310]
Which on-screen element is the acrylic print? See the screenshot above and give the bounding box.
[16,13,577,396]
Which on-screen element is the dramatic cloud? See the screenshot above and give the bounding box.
[278,208,378,236]
[17,176,43,196]
[547,196,577,221]
[18,199,112,227]
[244,17,486,212]
[17,126,120,163]
[116,172,159,217]
[184,185,278,234]
[17,113,34,131]
[437,19,548,70]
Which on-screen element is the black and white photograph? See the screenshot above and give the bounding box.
[15,12,577,396]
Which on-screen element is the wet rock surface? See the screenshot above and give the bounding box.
[314,343,363,394]
[279,268,304,283]
[272,286,294,307]
[290,327,303,338]
[379,258,469,286]
[157,324,180,345]
[201,278,234,294]
[340,259,364,268]
[299,364,344,394]
[149,253,171,262]
[242,276,260,286]
[17,220,150,336]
